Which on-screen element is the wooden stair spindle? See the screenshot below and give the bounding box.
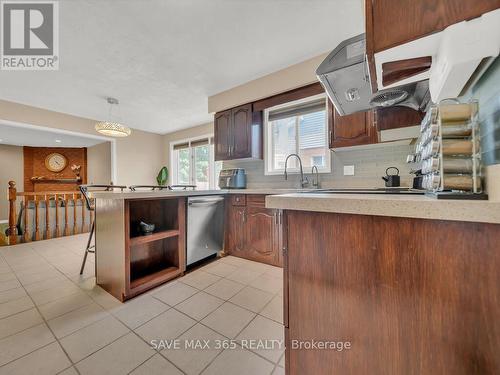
[64,194,70,236]
[23,196,30,242]
[7,181,17,245]
[73,193,78,235]
[34,197,41,241]
[55,194,60,237]
[45,194,51,239]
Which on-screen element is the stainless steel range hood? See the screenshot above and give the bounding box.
[316,33,429,116]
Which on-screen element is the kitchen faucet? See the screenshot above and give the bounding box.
[311,165,320,188]
[284,153,309,188]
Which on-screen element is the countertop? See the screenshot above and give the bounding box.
[265,193,500,224]
[90,188,500,224]
[89,188,312,199]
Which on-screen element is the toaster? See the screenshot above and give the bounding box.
[219,169,246,189]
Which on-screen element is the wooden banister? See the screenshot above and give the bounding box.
[6,181,91,244]
[8,181,17,245]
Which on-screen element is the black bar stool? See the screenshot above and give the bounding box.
[79,184,126,275]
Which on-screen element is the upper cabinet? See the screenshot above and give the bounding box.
[214,110,232,160]
[365,0,500,91]
[328,102,377,148]
[214,103,262,161]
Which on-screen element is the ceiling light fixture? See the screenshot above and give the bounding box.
[95,97,131,137]
[55,139,62,143]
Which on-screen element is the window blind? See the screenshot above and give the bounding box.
[268,98,325,122]
[190,138,210,148]
[173,142,189,150]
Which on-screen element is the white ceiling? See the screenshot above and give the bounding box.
[0,123,107,147]
[0,0,364,134]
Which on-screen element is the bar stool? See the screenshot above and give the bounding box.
[79,184,126,275]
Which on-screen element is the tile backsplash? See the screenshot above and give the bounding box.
[223,143,413,189]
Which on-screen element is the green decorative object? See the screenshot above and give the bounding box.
[156,166,169,186]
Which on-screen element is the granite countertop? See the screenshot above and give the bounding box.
[265,193,500,224]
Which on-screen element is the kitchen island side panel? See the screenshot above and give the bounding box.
[284,211,500,375]
[95,198,126,301]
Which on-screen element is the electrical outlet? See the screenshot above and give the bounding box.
[343,165,355,176]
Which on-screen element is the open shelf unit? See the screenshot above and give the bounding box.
[125,197,186,299]
[129,229,180,246]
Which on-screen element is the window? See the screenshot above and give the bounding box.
[170,136,222,189]
[264,94,330,175]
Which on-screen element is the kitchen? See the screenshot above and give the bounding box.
[1,1,500,375]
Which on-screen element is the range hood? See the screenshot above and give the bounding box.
[316,33,429,116]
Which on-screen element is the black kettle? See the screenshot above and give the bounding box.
[382,167,400,187]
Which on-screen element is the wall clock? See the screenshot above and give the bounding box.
[45,153,67,172]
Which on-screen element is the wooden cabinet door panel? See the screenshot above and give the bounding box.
[245,207,279,265]
[285,211,500,374]
[231,104,253,159]
[330,102,377,148]
[214,110,232,161]
[370,0,500,53]
[225,205,246,256]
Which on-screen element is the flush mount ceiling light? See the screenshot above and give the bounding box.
[95,97,131,137]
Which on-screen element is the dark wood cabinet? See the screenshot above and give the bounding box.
[328,102,378,148]
[214,104,262,161]
[214,110,232,160]
[226,205,246,256]
[366,0,500,90]
[283,210,500,374]
[245,207,281,266]
[224,195,282,267]
[376,106,424,131]
[231,104,253,159]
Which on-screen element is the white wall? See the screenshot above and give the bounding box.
[208,53,328,113]
[87,142,112,185]
[0,145,23,221]
[0,99,164,186]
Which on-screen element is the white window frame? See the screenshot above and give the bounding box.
[170,134,220,189]
[263,93,331,175]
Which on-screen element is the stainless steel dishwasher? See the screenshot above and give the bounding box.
[186,196,225,267]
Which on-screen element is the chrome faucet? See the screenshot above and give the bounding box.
[311,165,320,188]
[284,153,309,188]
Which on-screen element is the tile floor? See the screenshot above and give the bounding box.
[0,234,285,375]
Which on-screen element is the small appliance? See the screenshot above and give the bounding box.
[218,169,246,189]
[382,167,401,187]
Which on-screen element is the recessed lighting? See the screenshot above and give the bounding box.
[55,139,62,143]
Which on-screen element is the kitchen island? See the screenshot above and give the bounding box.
[266,192,500,375]
[90,188,307,301]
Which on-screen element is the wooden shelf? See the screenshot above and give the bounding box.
[31,177,82,184]
[129,229,179,246]
[130,266,180,291]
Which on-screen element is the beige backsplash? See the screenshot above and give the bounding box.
[485,164,500,201]
[222,144,413,189]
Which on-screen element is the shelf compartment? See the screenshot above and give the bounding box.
[129,236,180,294]
[130,266,180,291]
[130,229,179,246]
[128,198,180,238]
